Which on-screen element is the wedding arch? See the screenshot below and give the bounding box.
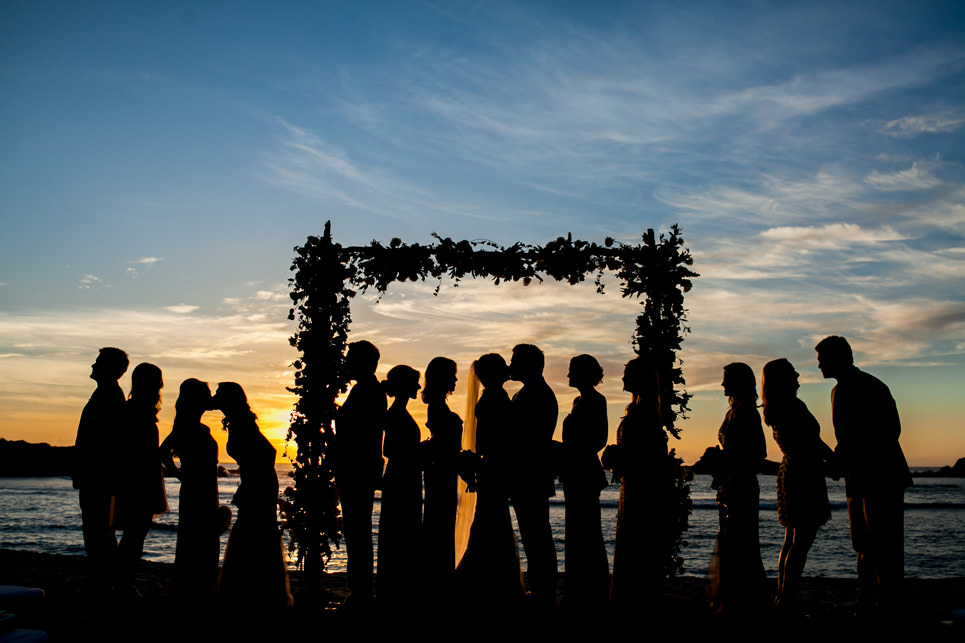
[282,221,698,587]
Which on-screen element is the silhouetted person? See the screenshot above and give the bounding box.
[421,356,463,593]
[706,362,766,616]
[214,382,293,609]
[334,340,387,606]
[377,365,423,607]
[74,346,129,592]
[508,343,559,605]
[604,356,670,607]
[161,378,223,601]
[816,336,912,614]
[762,358,833,612]
[114,362,168,598]
[560,354,609,606]
[455,353,525,606]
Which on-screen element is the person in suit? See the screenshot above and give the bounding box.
[816,335,912,614]
[73,346,129,592]
[507,343,559,605]
[335,340,387,606]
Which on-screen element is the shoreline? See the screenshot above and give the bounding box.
[2,548,963,640]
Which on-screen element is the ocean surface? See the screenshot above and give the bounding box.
[1,466,963,579]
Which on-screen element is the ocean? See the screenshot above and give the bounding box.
[1,467,963,579]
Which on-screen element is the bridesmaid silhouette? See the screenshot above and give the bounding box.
[115,363,168,597]
[454,354,525,606]
[421,357,463,589]
[377,365,423,606]
[160,378,223,600]
[605,356,670,606]
[560,355,609,606]
[706,362,767,615]
[214,382,293,609]
[762,359,833,611]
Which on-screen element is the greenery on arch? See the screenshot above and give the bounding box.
[282,221,698,584]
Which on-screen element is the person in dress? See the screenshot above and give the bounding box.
[605,356,670,606]
[214,382,293,609]
[114,362,168,597]
[706,362,767,615]
[377,365,423,607]
[761,358,833,611]
[454,353,525,606]
[160,378,223,601]
[422,356,463,590]
[560,354,609,606]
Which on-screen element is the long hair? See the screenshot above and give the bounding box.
[421,356,457,403]
[216,381,257,432]
[723,362,758,410]
[623,356,662,421]
[761,358,798,427]
[129,362,163,415]
[171,378,211,450]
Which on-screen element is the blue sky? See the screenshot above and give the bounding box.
[2,1,963,465]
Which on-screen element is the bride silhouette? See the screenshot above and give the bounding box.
[454,354,525,606]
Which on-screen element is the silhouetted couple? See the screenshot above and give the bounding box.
[158,377,290,607]
[73,349,168,597]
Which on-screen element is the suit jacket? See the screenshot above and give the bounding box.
[335,374,387,488]
[73,382,125,491]
[831,367,912,498]
[511,377,559,498]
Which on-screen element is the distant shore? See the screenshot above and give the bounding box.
[1,548,963,640]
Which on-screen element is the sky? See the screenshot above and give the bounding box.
[1,0,963,466]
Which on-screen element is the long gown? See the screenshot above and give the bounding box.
[707,404,767,613]
[171,422,221,599]
[423,401,462,585]
[454,387,525,604]
[772,399,832,529]
[377,404,424,604]
[610,402,670,605]
[217,421,293,608]
[561,391,609,604]
[115,399,168,588]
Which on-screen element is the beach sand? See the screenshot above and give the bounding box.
[1,548,963,641]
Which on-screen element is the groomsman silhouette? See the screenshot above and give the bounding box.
[508,344,559,604]
[335,340,387,606]
[816,335,912,613]
[74,346,129,591]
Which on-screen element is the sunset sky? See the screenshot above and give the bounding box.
[2,1,963,466]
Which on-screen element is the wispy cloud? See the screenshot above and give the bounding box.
[864,162,942,191]
[877,112,965,137]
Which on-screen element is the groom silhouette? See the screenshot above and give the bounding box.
[335,340,387,606]
[73,346,129,592]
[508,343,559,604]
